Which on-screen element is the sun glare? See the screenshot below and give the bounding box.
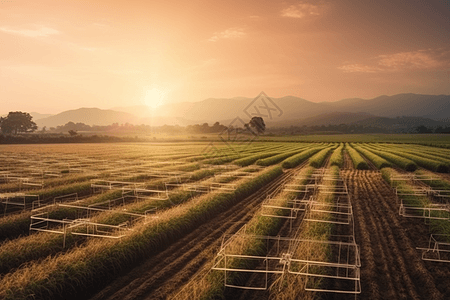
[144,87,167,109]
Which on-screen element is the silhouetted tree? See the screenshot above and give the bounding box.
[416,125,432,133]
[0,111,37,135]
[248,116,265,134]
[68,130,78,136]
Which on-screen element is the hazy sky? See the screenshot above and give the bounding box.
[1,0,449,114]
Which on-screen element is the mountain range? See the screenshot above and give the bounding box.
[31,93,450,129]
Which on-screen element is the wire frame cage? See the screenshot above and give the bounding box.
[29,200,150,247]
[211,168,361,295]
[0,193,40,215]
[395,187,450,221]
[417,234,450,263]
[212,229,361,294]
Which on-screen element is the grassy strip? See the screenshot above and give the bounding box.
[346,144,369,170]
[0,166,283,300]
[0,169,236,272]
[0,190,122,242]
[30,182,92,201]
[0,174,97,194]
[401,145,450,161]
[308,146,335,168]
[352,144,391,169]
[415,169,450,190]
[362,144,417,171]
[329,143,344,168]
[382,168,450,237]
[256,145,310,166]
[174,166,316,299]
[199,144,286,165]
[375,144,449,173]
[0,211,32,241]
[233,151,282,167]
[392,145,450,166]
[281,146,326,169]
[0,232,83,275]
[272,166,339,299]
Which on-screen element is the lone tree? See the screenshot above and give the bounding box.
[0,111,37,135]
[68,130,78,136]
[247,116,266,134]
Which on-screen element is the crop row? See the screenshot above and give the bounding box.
[0,165,283,299]
[329,143,344,167]
[351,144,391,169]
[346,144,369,170]
[373,144,449,173]
[282,145,329,169]
[175,166,316,299]
[359,144,417,171]
[381,168,450,237]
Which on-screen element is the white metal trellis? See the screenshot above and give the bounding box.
[417,234,450,262]
[211,168,361,295]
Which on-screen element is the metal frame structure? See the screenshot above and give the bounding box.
[212,168,361,295]
[391,174,450,263]
[212,227,361,293]
[0,192,40,215]
[395,187,450,220]
[90,179,146,193]
[29,200,151,247]
[417,234,450,262]
[165,182,237,194]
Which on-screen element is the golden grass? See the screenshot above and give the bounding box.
[172,166,315,300]
[0,166,274,299]
[270,166,338,300]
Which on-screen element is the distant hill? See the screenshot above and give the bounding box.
[270,112,375,127]
[325,93,450,119]
[30,112,53,120]
[143,93,450,124]
[268,112,450,130]
[31,93,450,128]
[353,116,449,129]
[36,108,135,128]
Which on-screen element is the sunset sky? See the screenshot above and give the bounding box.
[1,0,449,114]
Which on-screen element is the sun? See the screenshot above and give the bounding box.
[144,87,167,109]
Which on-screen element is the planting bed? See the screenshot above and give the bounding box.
[342,170,450,299]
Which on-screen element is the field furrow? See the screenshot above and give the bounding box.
[343,170,444,300]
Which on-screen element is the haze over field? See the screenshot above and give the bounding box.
[31,94,450,128]
[1,0,449,116]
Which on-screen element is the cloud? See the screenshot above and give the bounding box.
[338,49,450,73]
[281,3,320,18]
[377,50,445,70]
[337,64,381,73]
[209,27,245,42]
[0,25,60,38]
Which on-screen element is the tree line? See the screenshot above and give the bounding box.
[270,124,450,134]
[0,111,266,137]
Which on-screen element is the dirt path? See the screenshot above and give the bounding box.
[343,150,354,170]
[89,165,304,300]
[341,170,447,300]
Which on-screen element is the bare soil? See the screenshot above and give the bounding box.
[338,170,450,300]
[342,150,354,170]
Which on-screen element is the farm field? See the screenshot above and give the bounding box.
[1,141,450,299]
